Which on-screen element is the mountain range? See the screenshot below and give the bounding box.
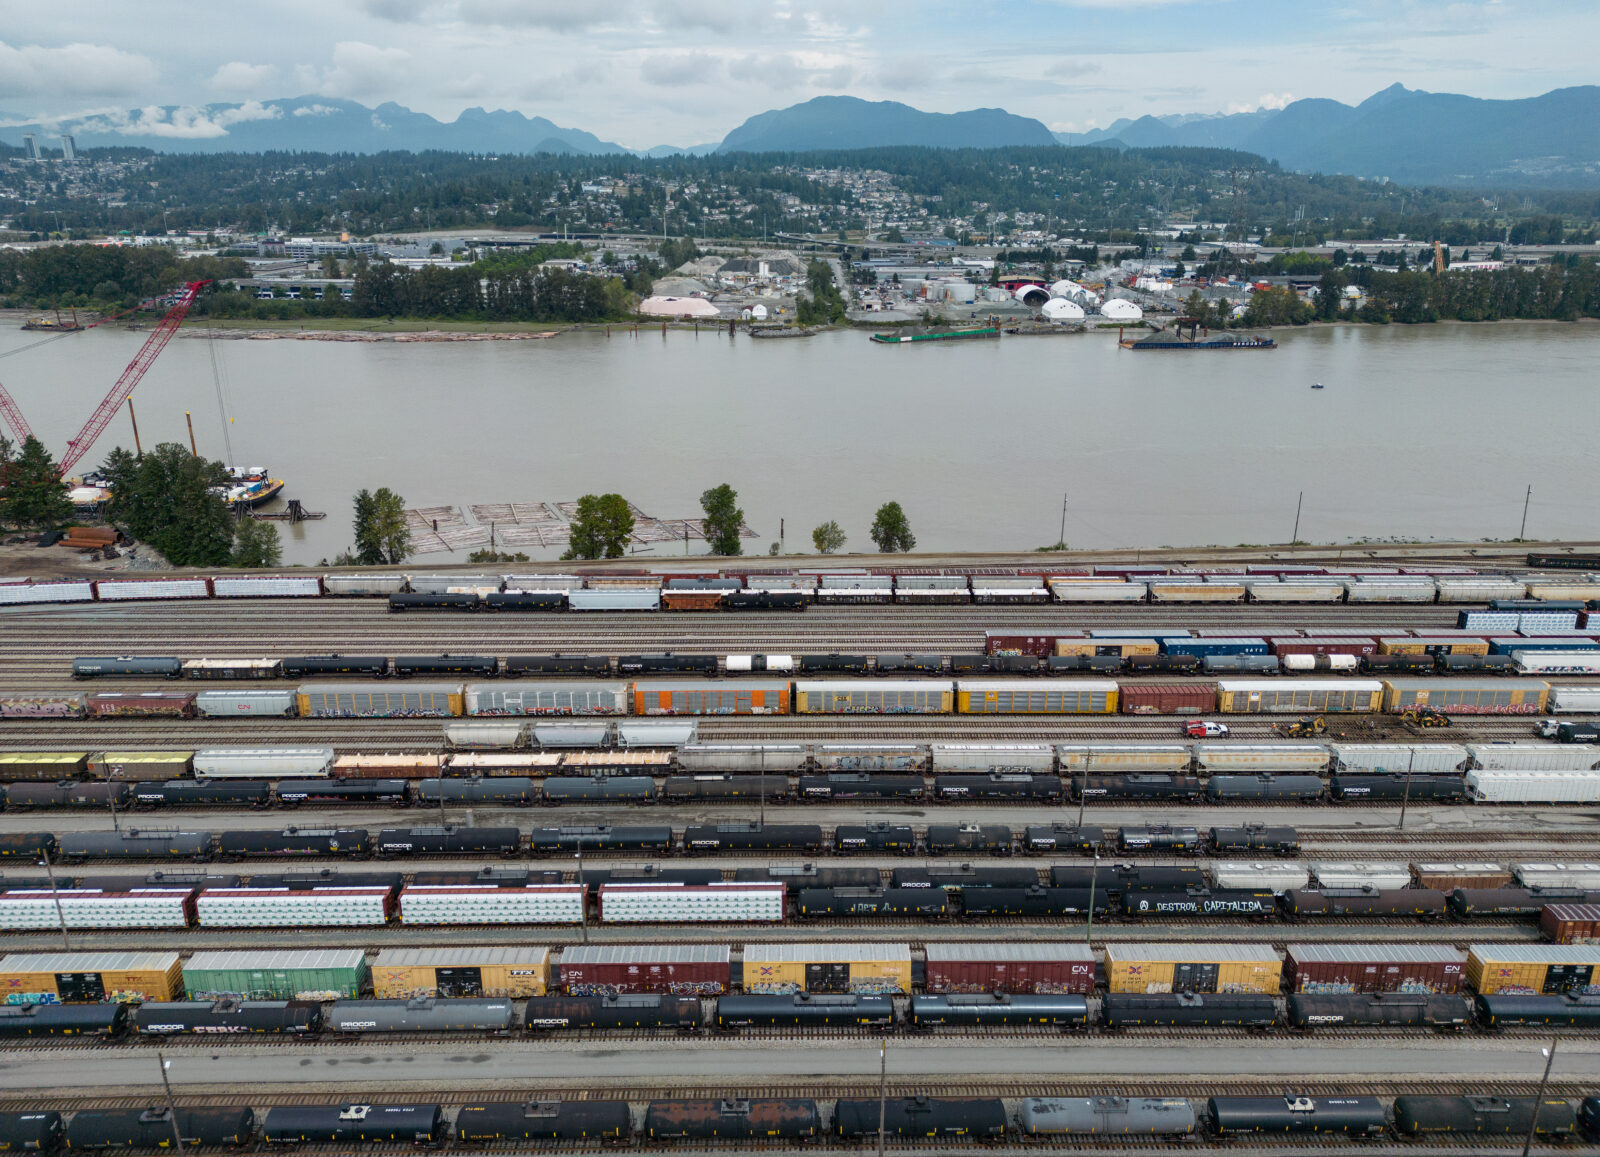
[4,85,1598,186]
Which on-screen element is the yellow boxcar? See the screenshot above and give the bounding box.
[1381,680,1550,715]
[1054,639,1159,658]
[1378,637,1491,656]
[371,947,550,999]
[0,951,182,1003]
[1104,944,1281,995]
[792,681,951,715]
[1467,945,1600,995]
[742,943,912,994]
[955,680,1118,714]
[1216,680,1384,714]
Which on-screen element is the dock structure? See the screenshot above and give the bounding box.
[403,500,758,554]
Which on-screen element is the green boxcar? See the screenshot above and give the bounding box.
[182,949,369,1001]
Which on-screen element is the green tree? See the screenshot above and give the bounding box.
[352,487,411,565]
[869,501,916,553]
[811,520,846,554]
[563,493,635,560]
[467,549,531,563]
[700,483,744,556]
[102,442,234,566]
[884,227,904,243]
[0,436,74,530]
[230,518,283,567]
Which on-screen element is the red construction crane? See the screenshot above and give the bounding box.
[0,279,211,475]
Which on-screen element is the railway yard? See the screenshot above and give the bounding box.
[3,556,1600,1152]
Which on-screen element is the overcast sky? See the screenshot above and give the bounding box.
[2,0,1595,148]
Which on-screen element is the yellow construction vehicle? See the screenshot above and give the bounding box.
[1276,716,1327,738]
[1402,706,1451,728]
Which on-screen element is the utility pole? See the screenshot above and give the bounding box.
[1522,1040,1557,1157]
[876,1038,888,1157]
[156,1052,186,1153]
[1519,485,1532,540]
[1059,492,1068,550]
[1291,491,1303,545]
[184,411,197,455]
[39,849,70,951]
[574,848,588,944]
[1076,753,1091,828]
[126,397,142,457]
[1397,749,1416,830]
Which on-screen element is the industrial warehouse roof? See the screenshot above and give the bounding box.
[0,952,179,971]
[373,947,549,967]
[1102,944,1279,963]
[1287,944,1464,964]
[184,949,367,970]
[924,943,1095,961]
[561,945,729,964]
[744,944,911,962]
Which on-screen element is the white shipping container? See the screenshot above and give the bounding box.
[211,576,322,598]
[95,579,211,600]
[1308,862,1413,890]
[895,576,969,590]
[322,573,407,595]
[0,582,95,605]
[1193,744,1330,772]
[1245,581,1346,602]
[502,574,584,591]
[1466,743,1600,771]
[741,577,816,593]
[1511,863,1600,890]
[818,575,890,590]
[599,883,785,923]
[1433,578,1527,603]
[406,574,501,594]
[193,746,334,777]
[194,690,297,718]
[0,889,192,930]
[724,655,795,673]
[1551,687,1600,713]
[1526,580,1600,601]
[1513,651,1600,675]
[931,743,1056,772]
[676,744,809,773]
[970,584,1049,601]
[196,887,391,927]
[400,885,583,925]
[466,682,629,717]
[1148,581,1246,602]
[567,590,661,611]
[1210,863,1311,893]
[444,722,526,749]
[1050,581,1148,602]
[1466,770,1600,804]
[1342,580,1438,603]
[1057,744,1192,772]
[1329,743,1469,773]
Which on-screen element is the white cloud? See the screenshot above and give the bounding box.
[62,100,282,139]
[0,40,159,99]
[210,61,278,94]
[292,104,341,117]
[456,0,621,31]
[876,56,934,92]
[1227,91,1295,113]
[311,41,414,99]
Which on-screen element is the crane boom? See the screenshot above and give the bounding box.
[0,383,35,444]
[57,280,209,475]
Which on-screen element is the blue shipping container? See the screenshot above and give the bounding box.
[1488,637,1600,654]
[1160,637,1269,657]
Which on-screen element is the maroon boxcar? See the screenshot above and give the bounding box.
[1269,637,1380,657]
[1118,681,1219,716]
[559,945,731,996]
[923,943,1097,995]
[86,692,197,718]
[1285,944,1466,994]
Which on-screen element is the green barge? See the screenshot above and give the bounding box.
[870,325,1000,344]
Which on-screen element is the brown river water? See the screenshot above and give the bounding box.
[0,321,1594,567]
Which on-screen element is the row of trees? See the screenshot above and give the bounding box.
[812,503,916,554]
[561,485,746,560]
[0,247,246,310]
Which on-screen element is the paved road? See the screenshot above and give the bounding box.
[4,1038,1597,1095]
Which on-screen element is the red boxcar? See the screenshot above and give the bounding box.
[923,943,1097,995]
[559,945,731,995]
[1284,944,1466,994]
[86,692,197,718]
[1118,681,1219,715]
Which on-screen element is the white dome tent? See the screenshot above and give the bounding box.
[1100,298,1143,321]
[1013,284,1051,308]
[639,295,719,318]
[1040,298,1086,323]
